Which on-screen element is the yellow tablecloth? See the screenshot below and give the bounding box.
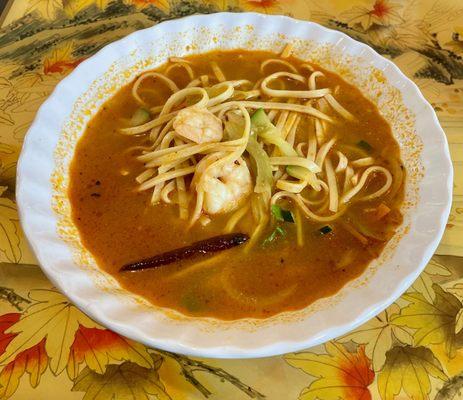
[0,1,462,399]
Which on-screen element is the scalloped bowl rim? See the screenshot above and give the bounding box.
[16,13,453,358]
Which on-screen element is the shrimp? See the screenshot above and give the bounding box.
[202,158,252,214]
[173,106,223,143]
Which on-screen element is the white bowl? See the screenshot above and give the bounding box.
[16,13,452,358]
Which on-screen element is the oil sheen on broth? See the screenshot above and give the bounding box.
[69,50,404,320]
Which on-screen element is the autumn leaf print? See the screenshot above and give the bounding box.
[0,197,21,263]
[63,0,110,18]
[0,313,48,400]
[67,326,153,379]
[43,41,85,75]
[392,284,463,358]
[25,0,63,20]
[72,354,170,400]
[0,339,48,400]
[239,0,283,14]
[285,341,374,400]
[338,304,412,371]
[124,0,170,13]
[340,0,403,31]
[0,313,20,357]
[411,258,452,302]
[0,289,99,375]
[377,346,447,400]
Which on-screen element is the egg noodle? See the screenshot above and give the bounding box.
[119,44,396,248]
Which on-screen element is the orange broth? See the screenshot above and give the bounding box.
[69,50,404,320]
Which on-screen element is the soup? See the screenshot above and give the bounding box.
[69,47,404,320]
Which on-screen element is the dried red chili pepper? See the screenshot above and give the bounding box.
[120,233,249,272]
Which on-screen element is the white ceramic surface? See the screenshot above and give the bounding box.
[16,13,453,358]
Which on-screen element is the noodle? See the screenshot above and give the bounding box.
[165,62,195,80]
[341,166,393,203]
[132,72,179,106]
[176,174,189,219]
[138,166,195,191]
[160,180,177,203]
[225,202,251,233]
[211,61,226,82]
[335,151,348,172]
[282,110,298,138]
[296,142,307,157]
[314,118,325,145]
[325,94,355,121]
[270,156,320,173]
[271,191,346,222]
[351,157,375,167]
[325,158,339,212]
[186,78,202,88]
[276,109,290,132]
[120,111,179,135]
[276,179,307,193]
[233,89,261,100]
[169,57,192,64]
[207,83,235,107]
[300,63,314,73]
[119,49,397,241]
[136,169,155,184]
[209,101,333,122]
[150,118,172,143]
[261,72,331,99]
[308,71,324,90]
[149,104,165,114]
[299,181,329,205]
[343,165,354,194]
[315,137,336,168]
[285,114,301,146]
[261,59,298,73]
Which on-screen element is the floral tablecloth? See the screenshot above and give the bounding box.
[0,1,462,399]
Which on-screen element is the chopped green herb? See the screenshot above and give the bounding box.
[281,209,294,223]
[271,205,294,223]
[319,225,333,235]
[357,140,372,152]
[263,226,286,246]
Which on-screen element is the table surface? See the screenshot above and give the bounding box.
[0,1,462,399]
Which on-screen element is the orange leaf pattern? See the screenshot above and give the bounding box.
[0,290,99,375]
[239,0,283,13]
[286,342,375,400]
[43,42,86,75]
[0,339,48,399]
[67,325,154,379]
[0,314,20,356]
[343,346,376,400]
[0,316,48,400]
